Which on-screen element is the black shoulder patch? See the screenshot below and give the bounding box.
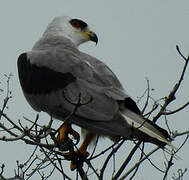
[17,53,76,94]
[124,97,141,115]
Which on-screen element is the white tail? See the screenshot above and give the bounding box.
[120,108,177,150]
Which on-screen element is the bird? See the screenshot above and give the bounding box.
[17,16,175,170]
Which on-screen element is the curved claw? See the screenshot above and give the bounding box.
[68,132,96,171]
[70,128,80,145]
[57,123,80,145]
[64,150,89,171]
[70,151,89,171]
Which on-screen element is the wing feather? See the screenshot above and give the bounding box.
[18,49,127,121]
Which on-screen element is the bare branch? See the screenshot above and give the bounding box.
[141,78,150,114]
[153,45,189,123]
[163,154,174,180]
[162,101,189,115]
[99,140,125,180]
[112,141,142,180]
[119,147,160,180]
[172,130,189,138]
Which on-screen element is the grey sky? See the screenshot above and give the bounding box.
[0,0,189,179]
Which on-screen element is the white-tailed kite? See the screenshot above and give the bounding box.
[17,16,174,170]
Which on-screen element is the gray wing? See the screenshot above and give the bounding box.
[18,49,129,121]
[18,48,174,148]
[80,52,129,100]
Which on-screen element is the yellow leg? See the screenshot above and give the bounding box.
[70,132,96,171]
[57,123,80,143]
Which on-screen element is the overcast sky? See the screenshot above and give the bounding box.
[0,1,189,179]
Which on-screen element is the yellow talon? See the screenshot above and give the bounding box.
[69,132,96,171]
[57,124,96,171]
[57,123,80,143]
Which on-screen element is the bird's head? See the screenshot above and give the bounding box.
[43,16,98,47]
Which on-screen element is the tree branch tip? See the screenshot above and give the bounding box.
[176,45,179,51]
[176,44,188,61]
[36,114,39,119]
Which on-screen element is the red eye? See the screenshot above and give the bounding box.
[70,19,88,29]
[71,20,80,29]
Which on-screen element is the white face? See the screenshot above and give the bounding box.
[43,16,98,46]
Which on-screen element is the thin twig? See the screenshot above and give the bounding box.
[162,101,189,115]
[141,78,150,114]
[112,141,141,180]
[153,45,189,123]
[163,154,174,180]
[119,146,160,180]
[99,140,125,180]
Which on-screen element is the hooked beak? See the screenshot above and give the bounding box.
[76,30,98,45]
[88,31,98,45]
